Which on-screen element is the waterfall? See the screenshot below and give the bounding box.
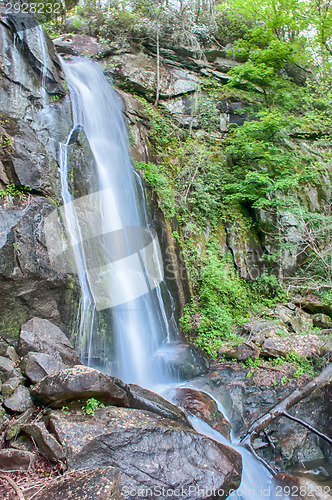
[49,55,289,500]
[54,57,177,387]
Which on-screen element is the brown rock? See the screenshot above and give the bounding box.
[223,341,260,362]
[173,387,231,439]
[49,406,242,500]
[23,421,64,462]
[4,385,34,413]
[0,449,36,470]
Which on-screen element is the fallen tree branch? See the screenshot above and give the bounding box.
[281,411,332,445]
[0,473,25,499]
[240,363,332,464]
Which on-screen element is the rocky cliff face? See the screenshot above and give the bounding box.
[53,31,332,284]
[0,15,93,340]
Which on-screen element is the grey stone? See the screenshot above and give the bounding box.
[313,313,332,329]
[0,448,36,470]
[105,52,201,100]
[0,356,20,382]
[241,319,289,345]
[5,346,19,363]
[54,34,113,58]
[275,305,313,333]
[261,334,324,358]
[222,341,260,362]
[30,366,130,408]
[22,352,66,383]
[23,421,64,461]
[18,317,81,367]
[152,343,209,380]
[1,376,22,396]
[49,407,242,499]
[4,385,34,413]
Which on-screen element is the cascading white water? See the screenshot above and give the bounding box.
[59,57,177,387]
[56,56,290,500]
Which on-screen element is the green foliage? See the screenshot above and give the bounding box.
[81,398,105,416]
[135,161,176,219]
[180,245,251,357]
[50,94,62,102]
[0,184,32,201]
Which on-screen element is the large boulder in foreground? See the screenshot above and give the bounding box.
[28,466,125,500]
[49,406,242,500]
[18,317,81,367]
[30,366,130,408]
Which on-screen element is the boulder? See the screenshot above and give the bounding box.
[21,352,66,383]
[261,334,324,358]
[128,384,190,426]
[18,317,81,367]
[275,305,313,333]
[49,406,242,499]
[1,376,21,396]
[29,466,125,500]
[23,421,64,462]
[30,366,130,408]
[173,387,231,439]
[3,385,34,413]
[293,294,332,317]
[222,341,260,362]
[153,343,209,380]
[0,356,20,382]
[312,313,332,329]
[240,319,289,345]
[0,448,36,470]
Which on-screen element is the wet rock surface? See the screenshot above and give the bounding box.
[30,365,130,408]
[49,406,242,499]
[18,317,81,367]
[172,386,231,439]
[190,363,332,478]
[128,383,190,426]
[153,343,210,380]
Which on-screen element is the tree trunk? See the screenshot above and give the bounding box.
[154,28,160,106]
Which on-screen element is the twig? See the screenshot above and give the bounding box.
[281,411,332,445]
[0,473,25,499]
[28,484,47,500]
